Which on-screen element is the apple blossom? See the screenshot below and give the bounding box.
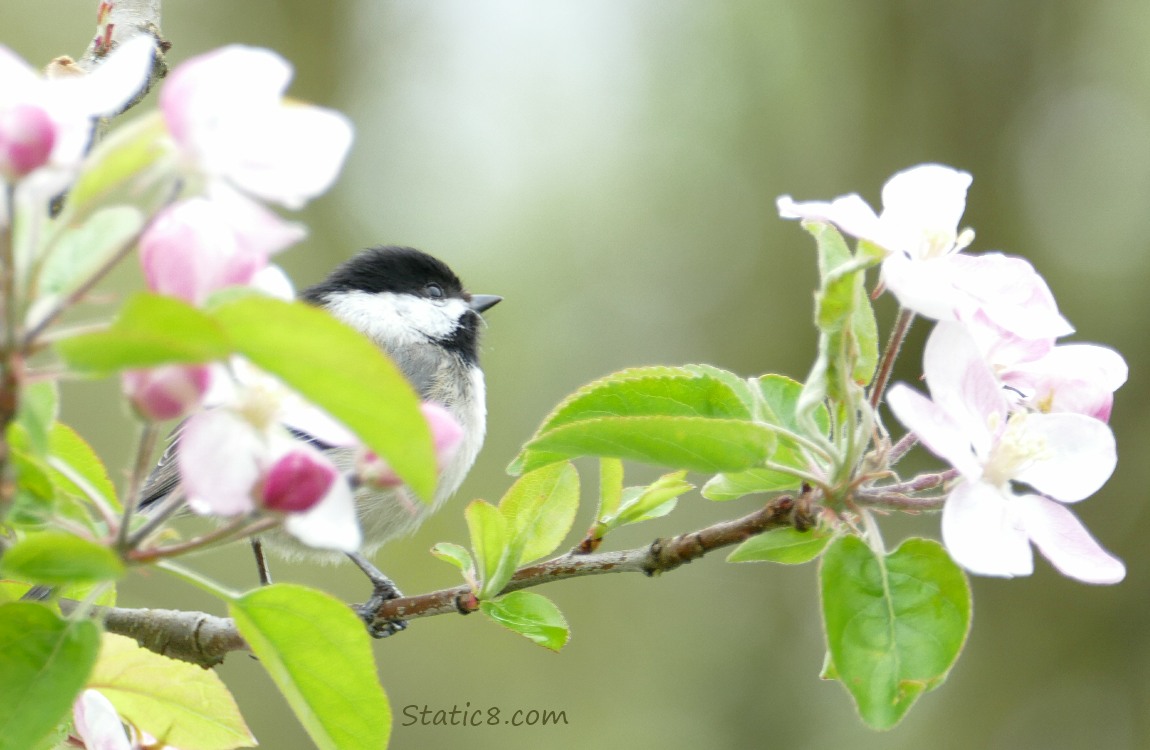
[72,689,131,750]
[964,310,1128,421]
[122,363,213,421]
[160,44,353,210]
[886,322,1124,584]
[139,196,302,303]
[777,164,1072,339]
[178,365,362,552]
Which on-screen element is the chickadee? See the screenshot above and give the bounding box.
[147,246,500,634]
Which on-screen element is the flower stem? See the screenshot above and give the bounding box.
[869,306,916,411]
[156,560,240,601]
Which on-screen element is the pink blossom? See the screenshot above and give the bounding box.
[0,104,55,177]
[177,366,361,553]
[160,45,353,209]
[777,164,1072,339]
[122,363,213,421]
[886,322,1124,584]
[139,197,302,304]
[965,310,1128,421]
[0,37,155,173]
[72,690,131,750]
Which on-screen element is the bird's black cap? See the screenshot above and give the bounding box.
[302,246,467,304]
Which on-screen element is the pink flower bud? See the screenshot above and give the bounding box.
[0,104,56,177]
[122,363,213,421]
[261,449,338,513]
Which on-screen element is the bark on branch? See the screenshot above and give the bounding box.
[87,495,799,668]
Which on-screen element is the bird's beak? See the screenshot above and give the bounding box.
[469,294,502,313]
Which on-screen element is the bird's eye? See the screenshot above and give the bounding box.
[424,282,444,299]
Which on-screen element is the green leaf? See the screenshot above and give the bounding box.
[48,422,120,513]
[65,111,176,220]
[509,365,757,475]
[481,591,570,651]
[229,584,390,750]
[727,526,832,564]
[499,463,580,565]
[212,295,436,501]
[31,206,143,322]
[517,415,776,475]
[55,293,231,375]
[597,458,624,520]
[89,633,255,750]
[701,467,801,500]
[0,603,100,750]
[12,381,58,457]
[430,543,475,582]
[819,536,972,730]
[610,470,692,527]
[0,531,124,585]
[466,500,514,599]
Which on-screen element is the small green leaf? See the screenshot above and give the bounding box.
[480,591,570,651]
[12,381,58,457]
[229,584,390,750]
[89,633,255,750]
[1,532,124,585]
[701,467,801,500]
[0,603,100,750]
[212,295,436,501]
[518,416,776,475]
[466,500,514,599]
[499,463,580,565]
[65,111,176,220]
[55,293,231,374]
[611,470,692,527]
[430,543,475,584]
[31,206,143,321]
[597,458,624,519]
[727,526,832,564]
[819,536,972,730]
[48,422,120,513]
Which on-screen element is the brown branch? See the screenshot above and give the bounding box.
[87,495,800,668]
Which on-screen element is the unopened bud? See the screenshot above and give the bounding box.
[0,104,56,177]
[261,449,338,513]
[122,364,212,421]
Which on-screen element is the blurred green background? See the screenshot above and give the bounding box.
[5,1,1149,748]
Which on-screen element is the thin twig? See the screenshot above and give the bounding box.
[868,307,915,411]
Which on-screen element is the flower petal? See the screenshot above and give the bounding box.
[923,321,1006,456]
[179,409,263,516]
[1015,494,1125,584]
[942,480,1033,578]
[1014,413,1116,502]
[878,163,972,260]
[73,690,132,750]
[282,476,362,552]
[886,383,981,478]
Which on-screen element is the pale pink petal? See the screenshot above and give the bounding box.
[1014,413,1116,502]
[878,163,972,259]
[219,102,353,209]
[252,264,295,300]
[949,253,1073,339]
[1015,494,1125,584]
[73,690,132,750]
[283,476,362,552]
[162,45,290,155]
[207,183,306,258]
[880,254,967,320]
[886,383,982,478]
[964,308,1053,369]
[922,321,1006,456]
[179,410,263,516]
[140,198,239,303]
[942,480,1033,578]
[776,193,884,245]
